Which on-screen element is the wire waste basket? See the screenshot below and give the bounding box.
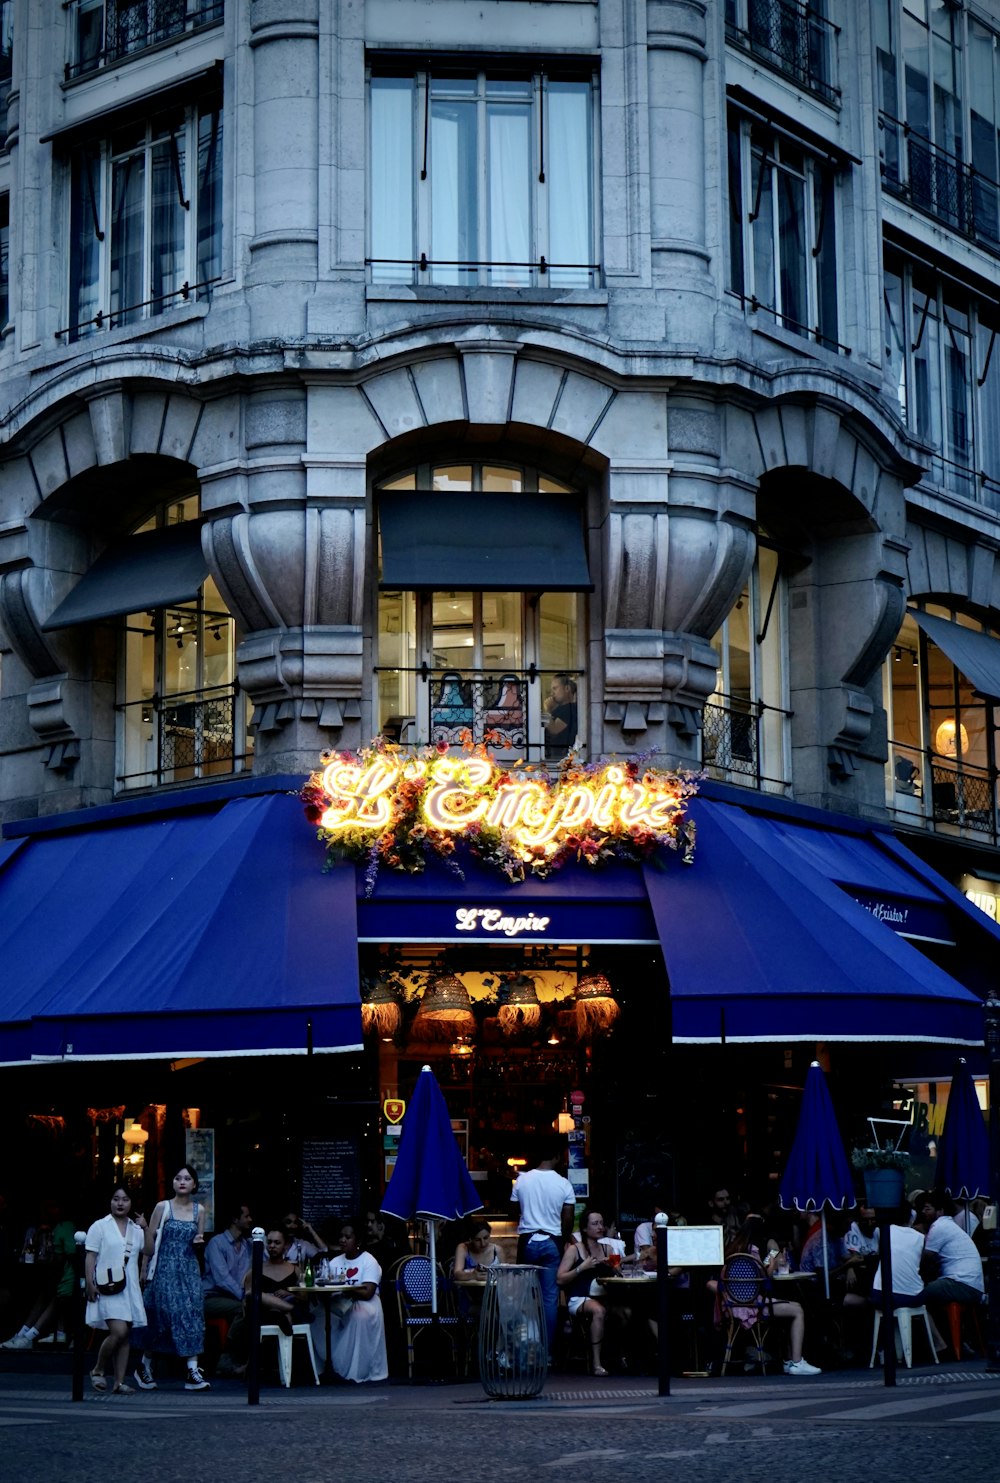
[478,1264,547,1399]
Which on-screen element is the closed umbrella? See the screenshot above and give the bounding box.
[779,1060,857,1298]
[382,1064,484,1316]
[937,1058,989,1229]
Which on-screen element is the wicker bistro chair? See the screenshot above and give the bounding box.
[718,1253,774,1375]
[395,1255,469,1380]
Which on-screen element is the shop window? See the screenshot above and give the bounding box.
[67,1,224,81]
[703,545,790,792]
[883,605,1000,843]
[117,495,252,791]
[368,65,598,288]
[727,111,840,350]
[883,248,1000,506]
[376,462,584,761]
[724,0,839,107]
[65,92,222,341]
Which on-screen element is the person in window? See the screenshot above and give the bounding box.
[543,674,578,759]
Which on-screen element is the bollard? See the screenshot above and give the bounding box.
[655,1212,670,1398]
[71,1231,87,1402]
[247,1227,265,1406]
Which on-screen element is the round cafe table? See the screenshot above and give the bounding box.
[290,1284,352,1383]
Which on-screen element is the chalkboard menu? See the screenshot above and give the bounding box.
[302,1139,361,1225]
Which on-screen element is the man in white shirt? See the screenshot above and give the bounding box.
[511,1141,576,1348]
[919,1191,985,1308]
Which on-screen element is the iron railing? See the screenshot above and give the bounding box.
[887,741,1000,846]
[116,682,248,790]
[880,112,1000,255]
[377,666,584,763]
[726,0,839,106]
[702,698,792,791]
[67,0,224,81]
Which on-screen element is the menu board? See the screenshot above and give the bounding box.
[302,1138,361,1225]
[185,1128,215,1232]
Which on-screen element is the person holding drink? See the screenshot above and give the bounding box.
[557,1208,620,1377]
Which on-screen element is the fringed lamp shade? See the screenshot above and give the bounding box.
[575,973,620,1039]
[498,974,543,1036]
[412,974,475,1040]
[361,977,402,1039]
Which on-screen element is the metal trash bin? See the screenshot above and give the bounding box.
[478,1263,548,1399]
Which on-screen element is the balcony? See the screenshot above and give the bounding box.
[377,667,583,765]
[880,113,1000,257]
[702,698,791,792]
[67,0,224,82]
[887,741,1000,847]
[117,682,251,791]
[725,0,840,107]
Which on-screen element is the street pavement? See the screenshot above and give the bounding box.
[1,1362,998,1483]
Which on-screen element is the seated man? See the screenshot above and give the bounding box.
[314,1221,387,1384]
[282,1212,329,1265]
[919,1189,985,1314]
[202,1202,253,1373]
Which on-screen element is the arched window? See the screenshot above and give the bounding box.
[702,544,790,791]
[375,461,587,761]
[118,494,251,790]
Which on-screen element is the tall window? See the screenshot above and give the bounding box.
[376,462,583,761]
[884,606,1000,844]
[0,194,8,333]
[727,112,840,349]
[118,495,251,791]
[883,250,1000,505]
[369,67,597,287]
[703,546,789,792]
[68,1,224,80]
[66,94,222,340]
[876,0,1000,250]
[724,0,839,106]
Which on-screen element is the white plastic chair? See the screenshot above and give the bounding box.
[869,1305,939,1370]
[259,1323,321,1387]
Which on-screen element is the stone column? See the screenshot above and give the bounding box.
[248,0,320,280]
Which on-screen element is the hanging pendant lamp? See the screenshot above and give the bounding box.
[498,974,543,1036]
[361,976,403,1040]
[412,974,475,1040]
[574,973,620,1039]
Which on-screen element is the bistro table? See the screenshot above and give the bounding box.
[289,1283,353,1383]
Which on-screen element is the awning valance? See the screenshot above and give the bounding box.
[0,794,361,1063]
[913,611,1000,702]
[378,490,593,591]
[43,523,209,631]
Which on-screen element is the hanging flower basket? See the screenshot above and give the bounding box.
[862,1166,905,1209]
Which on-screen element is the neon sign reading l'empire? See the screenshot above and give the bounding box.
[313,753,687,857]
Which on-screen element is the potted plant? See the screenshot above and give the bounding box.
[850,1145,911,1209]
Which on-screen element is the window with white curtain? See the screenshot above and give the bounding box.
[369,66,598,288]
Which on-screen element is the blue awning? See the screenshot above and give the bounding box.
[0,794,362,1063]
[643,799,984,1046]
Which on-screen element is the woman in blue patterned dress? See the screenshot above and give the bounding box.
[133,1165,210,1392]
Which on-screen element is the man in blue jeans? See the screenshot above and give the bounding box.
[511,1140,576,1352]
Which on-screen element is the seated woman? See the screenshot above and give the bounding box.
[556,1208,619,1377]
[723,1216,821,1376]
[243,1229,310,1334]
[453,1218,503,1284]
[315,1221,388,1384]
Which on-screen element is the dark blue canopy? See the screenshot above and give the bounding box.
[0,793,361,1063]
[779,1061,857,1213]
[937,1058,990,1200]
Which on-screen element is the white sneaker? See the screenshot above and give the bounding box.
[133,1363,157,1390]
[37,1333,55,1344]
[783,1357,821,1376]
[1,1335,33,1350]
[184,1365,210,1392]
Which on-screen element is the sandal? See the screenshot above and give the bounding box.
[111,1382,134,1395]
[90,1371,107,1392]
[592,1366,609,1377]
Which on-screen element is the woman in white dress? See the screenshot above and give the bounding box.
[316,1221,388,1384]
[85,1186,147,1394]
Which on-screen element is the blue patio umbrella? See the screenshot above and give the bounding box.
[382,1064,484,1314]
[937,1057,990,1201]
[779,1061,857,1297]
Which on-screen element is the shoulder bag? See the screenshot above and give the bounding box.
[95,1221,136,1297]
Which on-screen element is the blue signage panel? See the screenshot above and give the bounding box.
[356,897,658,944]
[846,893,954,945]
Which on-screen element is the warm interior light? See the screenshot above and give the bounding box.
[412,974,475,1039]
[574,973,620,1039]
[498,974,542,1035]
[361,976,402,1039]
[122,1121,149,1146]
[507,1156,527,1167]
[934,718,969,758]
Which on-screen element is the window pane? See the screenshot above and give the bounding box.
[942,300,973,487]
[482,466,522,492]
[432,465,472,490]
[370,78,414,282]
[547,82,592,286]
[538,592,578,672]
[431,97,477,284]
[777,166,807,332]
[884,265,907,420]
[903,10,931,137]
[110,151,146,326]
[487,101,531,285]
[912,288,941,447]
[751,153,775,311]
[150,130,186,309]
[483,592,522,668]
[70,145,103,337]
[377,590,417,735]
[727,120,745,297]
[432,592,475,670]
[0,194,8,331]
[979,318,1000,509]
[196,103,223,290]
[813,167,837,345]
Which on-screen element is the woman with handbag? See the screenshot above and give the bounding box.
[134,1164,209,1392]
[84,1186,147,1393]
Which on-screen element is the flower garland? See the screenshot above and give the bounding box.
[302,737,698,893]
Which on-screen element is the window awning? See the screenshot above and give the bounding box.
[378,490,593,592]
[913,611,1000,702]
[43,523,210,631]
[0,794,361,1063]
[643,799,984,1046]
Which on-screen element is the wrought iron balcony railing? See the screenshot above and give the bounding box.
[887,740,1000,846]
[880,112,1000,256]
[701,698,791,792]
[117,682,250,791]
[67,0,224,81]
[726,0,840,106]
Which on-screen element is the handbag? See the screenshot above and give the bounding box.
[95,1222,135,1296]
